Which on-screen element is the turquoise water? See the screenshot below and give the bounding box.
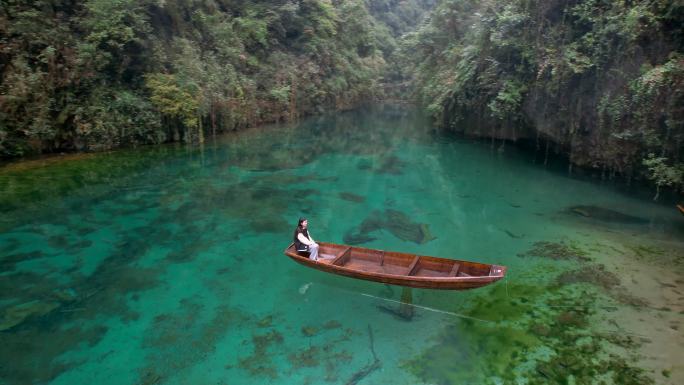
[1,105,682,385]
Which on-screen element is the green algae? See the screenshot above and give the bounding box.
[403,283,546,383]
[338,192,366,203]
[556,264,621,290]
[0,251,47,271]
[257,315,273,328]
[627,244,669,262]
[0,322,109,385]
[518,241,591,262]
[0,300,61,331]
[238,329,285,378]
[286,326,357,380]
[375,155,406,175]
[142,303,243,383]
[0,241,165,383]
[288,346,320,369]
[404,280,657,384]
[323,320,342,330]
[555,264,651,307]
[302,325,319,337]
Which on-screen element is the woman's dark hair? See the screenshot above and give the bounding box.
[293,217,307,241]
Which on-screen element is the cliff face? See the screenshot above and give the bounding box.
[406,0,684,190]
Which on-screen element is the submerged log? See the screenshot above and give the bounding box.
[345,325,381,385]
[567,205,647,224]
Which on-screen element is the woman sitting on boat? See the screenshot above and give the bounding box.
[293,218,319,261]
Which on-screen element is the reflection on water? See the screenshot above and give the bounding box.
[0,105,682,384]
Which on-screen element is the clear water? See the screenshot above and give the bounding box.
[1,105,682,385]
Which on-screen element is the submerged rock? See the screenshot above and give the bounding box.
[346,209,436,245]
[384,209,437,244]
[375,155,406,175]
[567,205,648,224]
[343,229,377,245]
[338,192,366,203]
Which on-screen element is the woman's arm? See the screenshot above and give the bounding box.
[297,233,313,246]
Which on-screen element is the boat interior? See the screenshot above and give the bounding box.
[290,244,494,278]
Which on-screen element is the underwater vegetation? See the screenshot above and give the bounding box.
[338,192,366,203]
[236,318,356,382]
[556,264,620,290]
[404,236,665,383]
[518,241,591,262]
[238,329,285,378]
[567,205,648,224]
[345,209,436,245]
[0,250,48,271]
[375,155,406,175]
[403,280,656,385]
[0,205,180,384]
[556,264,650,308]
[355,154,406,175]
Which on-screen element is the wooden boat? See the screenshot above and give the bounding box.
[677,204,684,216]
[284,242,507,290]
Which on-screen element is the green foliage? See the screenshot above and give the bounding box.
[82,0,150,49]
[643,154,684,199]
[145,73,199,130]
[1,0,435,158]
[233,10,269,49]
[72,88,163,151]
[269,85,291,104]
[488,80,527,120]
[406,0,684,188]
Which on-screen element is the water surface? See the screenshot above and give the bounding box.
[1,105,682,385]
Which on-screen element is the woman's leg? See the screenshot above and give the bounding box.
[309,243,319,261]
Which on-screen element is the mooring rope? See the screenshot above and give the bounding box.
[359,293,495,324]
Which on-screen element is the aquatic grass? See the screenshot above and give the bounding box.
[403,280,657,384]
[238,330,284,378]
[518,240,591,262]
[142,302,241,383]
[0,323,109,385]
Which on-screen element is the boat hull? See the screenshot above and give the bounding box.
[284,242,506,290]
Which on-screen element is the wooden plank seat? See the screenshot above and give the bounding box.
[406,256,421,276]
[332,247,352,266]
[449,263,461,277]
